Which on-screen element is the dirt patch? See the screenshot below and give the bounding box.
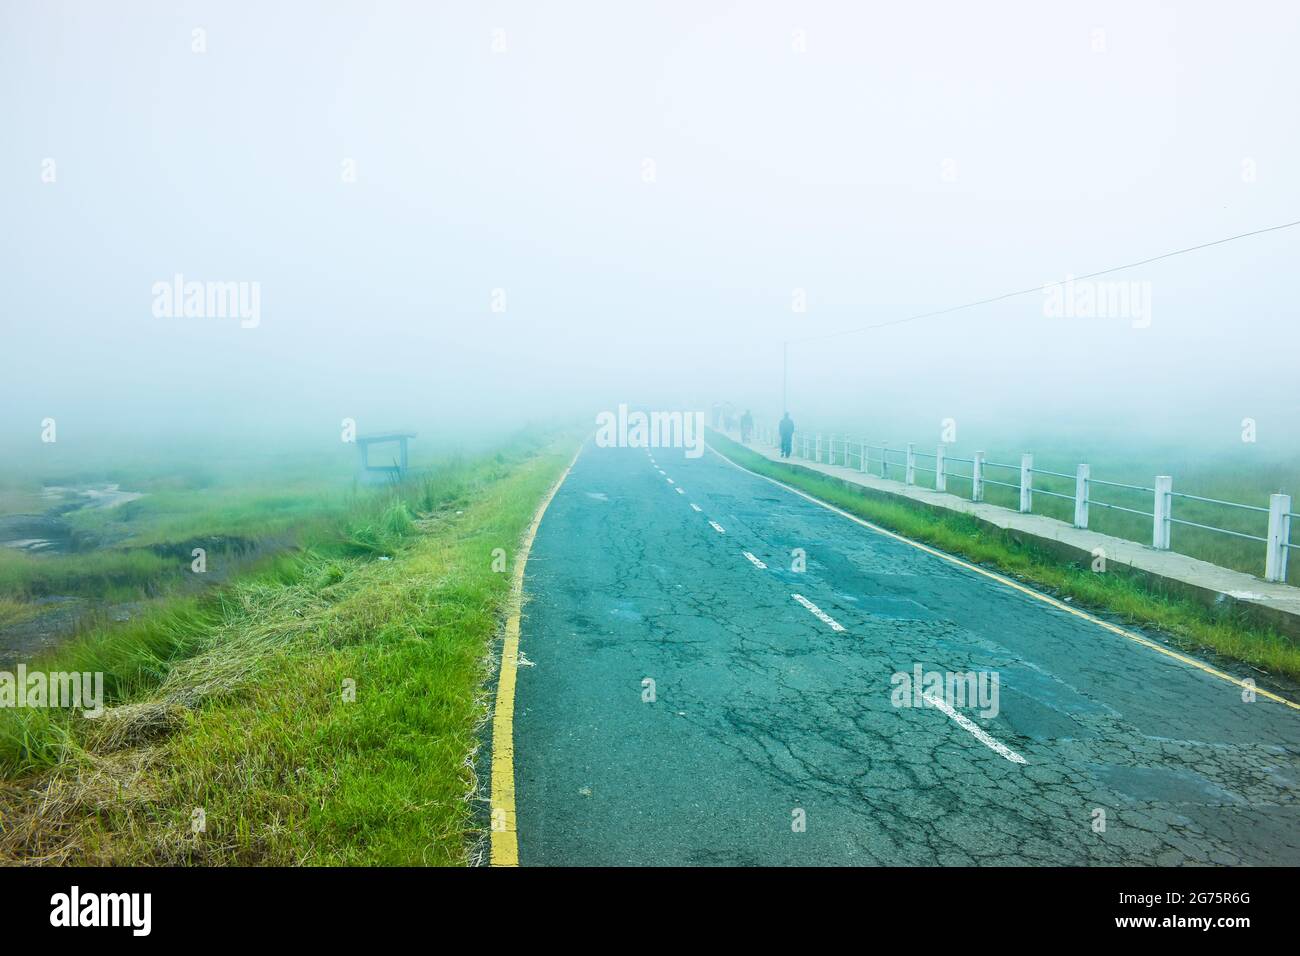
[0,597,88,666]
[1,484,146,555]
[0,514,72,554]
[145,535,258,562]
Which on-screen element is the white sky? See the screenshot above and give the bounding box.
[2,1,1297,454]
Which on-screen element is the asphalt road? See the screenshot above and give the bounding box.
[512,441,1300,865]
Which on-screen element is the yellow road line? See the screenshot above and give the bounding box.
[709,444,1300,713]
[489,444,584,867]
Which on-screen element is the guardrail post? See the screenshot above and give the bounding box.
[935,444,946,492]
[972,451,984,501]
[1152,476,1172,549]
[905,443,916,485]
[1074,464,1089,529]
[860,441,868,474]
[881,442,889,480]
[1019,453,1033,512]
[1266,493,1292,582]
[815,434,822,463]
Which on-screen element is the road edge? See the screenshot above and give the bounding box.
[489,442,585,867]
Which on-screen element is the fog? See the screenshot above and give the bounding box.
[3,1,1298,465]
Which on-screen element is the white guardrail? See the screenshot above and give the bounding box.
[751,425,1295,583]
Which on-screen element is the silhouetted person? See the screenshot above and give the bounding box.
[740,409,753,444]
[779,412,794,458]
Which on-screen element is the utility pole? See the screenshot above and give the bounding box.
[782,340,789,413]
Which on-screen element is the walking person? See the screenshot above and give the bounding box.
[778,412,794,459]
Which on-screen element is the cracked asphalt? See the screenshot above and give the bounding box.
[512,441,1300,865]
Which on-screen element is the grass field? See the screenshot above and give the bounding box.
[711,431,1300,684]
[0,459,359,608]
[0,429,577,865]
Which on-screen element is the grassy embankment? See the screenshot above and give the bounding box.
[0,430,576,865]
[0,465,359,610]
[710,431,1300,682]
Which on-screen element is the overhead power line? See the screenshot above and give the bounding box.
[788,217,1300,345]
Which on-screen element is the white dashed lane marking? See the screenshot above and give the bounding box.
[675,487,684,495]
[923,693,1028,765]
[666,477,674,484]
[694,445,1030,768]
[791,594,845,632]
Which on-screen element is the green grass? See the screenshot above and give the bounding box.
[0,483,351,603]
[0,429,576,865]
[0,548,181,603]
[0,448,526,627]
[712,431,1300,682]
